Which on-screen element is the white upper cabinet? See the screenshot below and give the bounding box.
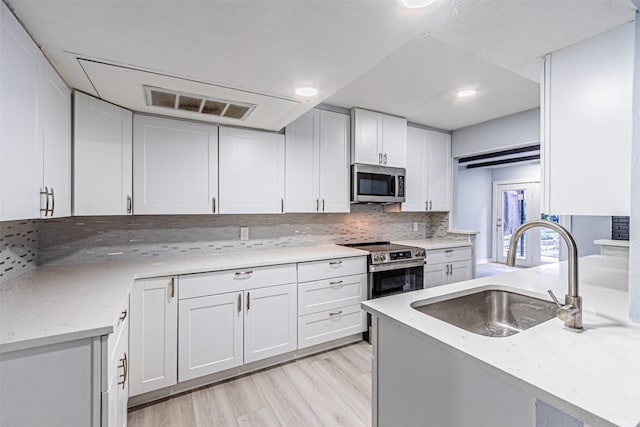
[74,92,132,216]
[351,108,406,168]
[543,22,634,216]
[219,126,285,214]
[403,127,451,212]
[285,109,349,213]
[41,62,71,218]
[1,3,71,221]
[1,3,42,221]
[134,115,218,215]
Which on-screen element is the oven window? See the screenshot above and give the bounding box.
[371,266,424,299]
[358,172,395,196]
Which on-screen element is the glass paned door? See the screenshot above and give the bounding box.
[495,182,540,267]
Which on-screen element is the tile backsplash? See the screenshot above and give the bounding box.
[38,205,449,265]
[0,220,38,281]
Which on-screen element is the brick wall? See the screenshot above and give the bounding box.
[611,216,630,240]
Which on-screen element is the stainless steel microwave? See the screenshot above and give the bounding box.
[351,163,406,203]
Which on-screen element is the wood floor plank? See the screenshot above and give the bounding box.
[128,342,372,427]
[252,366,325,427]
[192,382,239,426]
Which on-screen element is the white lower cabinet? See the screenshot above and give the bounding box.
[102,304,129,427]
[297,257,367,349]
[244,283,297,363]
[177,265,297,381]
[178,292,243,382]
[424,247,472,288]
[129,277,178,396]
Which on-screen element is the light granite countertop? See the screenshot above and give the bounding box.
[362,255,639,427]
[0,244,370,354]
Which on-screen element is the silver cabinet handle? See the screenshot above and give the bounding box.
[329,310,343,316]
[40,187,50,216]
[246,292,250,311]
[383,153,388,165]
[379,153,383,165]
[425,201,428,211]
[429,200,432,211]
[329,260,343,266]
[50,187,55,216]
[237,293,242,313]
[234,271,253,279]
[127,195,132,214]
[212,197,216,214]
[329,280,343,287]
[118,352,127,389]
[119,310,127,322]
[170,277,175,298]
[322,199,325,212]
[281,198,284,213]
[316,199,319,212]
[445,264,449,275]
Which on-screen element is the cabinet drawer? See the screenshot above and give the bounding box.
[297,256,367,283]
[179,264,297,299]
[298,274,366,316]
[298,304,366,349]
[426,247,471,265]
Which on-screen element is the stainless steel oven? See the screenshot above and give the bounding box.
[341,242,426,341]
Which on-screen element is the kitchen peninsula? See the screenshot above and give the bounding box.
[363,255,640,427]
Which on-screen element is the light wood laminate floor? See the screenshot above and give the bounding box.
[128,341,372,427]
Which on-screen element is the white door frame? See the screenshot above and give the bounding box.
[492,178,541,265]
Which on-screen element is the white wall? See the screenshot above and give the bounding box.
[629,7,639,323]
[571,216,611,257]
[492,163,541,183]
[452,108,540,158]
[457,168,492,262]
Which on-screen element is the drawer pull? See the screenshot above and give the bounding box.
[119,310,127,322]
[329,280,343,287]
[329,310,343,317]
[235,271,254,279]
[117,353,127,389]
[329,261,343,266]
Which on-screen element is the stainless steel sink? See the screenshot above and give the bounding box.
[412,289,557,337]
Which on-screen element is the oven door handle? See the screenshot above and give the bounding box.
[369,259,426,273]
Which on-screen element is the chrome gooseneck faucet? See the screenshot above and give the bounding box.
[506,220,583,331]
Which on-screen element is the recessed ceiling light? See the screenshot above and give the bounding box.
[295,87,318,97]
[401,0,435,8]
[457,89,477,98]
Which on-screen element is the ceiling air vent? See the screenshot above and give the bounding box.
[144,86,256,121]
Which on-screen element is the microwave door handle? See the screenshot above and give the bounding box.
[395,175,399,198]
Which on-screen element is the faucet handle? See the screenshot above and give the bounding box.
[547,290,563,308]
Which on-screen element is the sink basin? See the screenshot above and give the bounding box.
[412,289,557,337]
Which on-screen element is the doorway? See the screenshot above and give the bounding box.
[494,181,541,267]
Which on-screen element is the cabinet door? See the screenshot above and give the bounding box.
[0,2,43,220]
[178,292,243,382]
[545,23,633,215]
[74,91,133,216]
[219,127,285,214]
[41,61,71,218]
[403,127,428,212]
[244,283,297,363]
[425,131,451,212]
[381,114,407,168]
[129,277,178,396]
[447,260,472,284]
[133,115,218,214]
[319,110,350,213]
[352,108,382,165]
[285,109,319,212]
[424,263,447,288]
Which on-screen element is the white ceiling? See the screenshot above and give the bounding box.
[6,0,636,131]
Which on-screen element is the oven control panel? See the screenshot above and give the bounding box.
[371,248,426,264]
